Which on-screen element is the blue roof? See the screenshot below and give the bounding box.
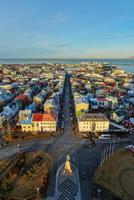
[75,97,89,104]
[21,119,31,125]
[26,103,36,111]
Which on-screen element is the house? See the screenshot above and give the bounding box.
[97,97,109,109]
[111,69,125,76]
[74,96,89,113]
[110,111,124,123]
[44,93,60,113]
[32,113,56,132]
[95,89,104,96]
[19,110,32,122]
[21,119,33,132]
[106,96,118,110]
[21,112,57,133]
[78,113,109,133]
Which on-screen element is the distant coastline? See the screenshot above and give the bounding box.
[0,58,134,73]
[128,56,134,59]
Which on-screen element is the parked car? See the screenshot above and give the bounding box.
[125,145,134,153]
[99,134,111,140]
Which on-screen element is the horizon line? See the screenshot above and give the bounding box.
[0,57,133,60]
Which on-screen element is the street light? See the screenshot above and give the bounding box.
[100,149,104,167]
[112,139,115,155]
[36,187,40,198]
[109,142,112,157]
[97,188,101,200]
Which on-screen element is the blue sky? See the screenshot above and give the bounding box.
[0,0,134,58]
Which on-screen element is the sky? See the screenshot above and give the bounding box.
[0,0,134,58]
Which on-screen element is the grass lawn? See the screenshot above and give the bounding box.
[0,151,52,199]
[94,148,134,200]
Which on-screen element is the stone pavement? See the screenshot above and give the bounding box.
[55,163,81,200]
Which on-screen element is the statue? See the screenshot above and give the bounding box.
[64,155,72,176]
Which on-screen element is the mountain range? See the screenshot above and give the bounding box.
[128,56,134,59]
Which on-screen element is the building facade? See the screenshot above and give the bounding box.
[78,113,109,132]
[21,113,56,132]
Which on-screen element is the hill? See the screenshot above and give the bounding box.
[128,56,134,59]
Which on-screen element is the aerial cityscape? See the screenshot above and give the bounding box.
[0,62,134,200]
[0,0,134,200]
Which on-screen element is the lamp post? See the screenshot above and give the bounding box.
[109,141,112,157]
[100,150,102,166]
[36,187,40,198]
[112,139,115,155]
[97,188,101,200]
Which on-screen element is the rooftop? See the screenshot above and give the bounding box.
[32,113,43,121]
[21,119,31,125]
[32,113,56,122]
[43,113,55,121]
[78,113,109,121]
[97,97,107,101]
[74,97,89,104]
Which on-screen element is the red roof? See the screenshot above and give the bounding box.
[43,113,55,121]
[16,95,29,103]
[32,113,43,121]
[97,98,107,102]
[32,113,55,122]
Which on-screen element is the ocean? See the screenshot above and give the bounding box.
[0,58,134,73]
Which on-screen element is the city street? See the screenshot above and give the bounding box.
[0,1,134,199]
[0,76,134,200]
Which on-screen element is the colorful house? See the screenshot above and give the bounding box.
[74,97,89,113]
[21,119,33,132]
[32,113,56,132]
[21,112,57,133]
[97,97,109,108]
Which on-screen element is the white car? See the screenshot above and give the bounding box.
[125,145,134,153]
[99,134,111,140]
[125,145,134,149]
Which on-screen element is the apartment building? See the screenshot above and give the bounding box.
[78,113,109,132]
[32,113,56,132]
[21,113,56,132]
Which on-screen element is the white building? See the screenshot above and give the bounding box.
[32,113,56,132]
[78,113,109,132]
[21,113,57,133]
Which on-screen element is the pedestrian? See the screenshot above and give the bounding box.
[90,136,96,146]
